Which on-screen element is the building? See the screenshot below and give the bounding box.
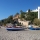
[38,7,40,19]
[26,7,40,19]
[26,9,38,12]
[18,19,30,27]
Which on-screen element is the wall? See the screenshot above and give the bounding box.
[38,7,40,19]
[18,19,30,27]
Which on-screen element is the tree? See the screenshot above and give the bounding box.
[16,12,19,15]
[28,9,30,12]
[20,10,23,13]
[28,9,31,15]
[0,15,14,26]
[20,10,26,20]
[33,18,40,26]
[26,10,38,23]
[14,12,19,17]
[8,15,13,20]
[7,15,13,22]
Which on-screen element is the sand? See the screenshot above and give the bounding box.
[0,27,40,40]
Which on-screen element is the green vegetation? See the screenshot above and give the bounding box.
[33,18,40,26]
[0,9,38,26]
[20,9,38,24]
[0,14,21,26]
[0,15,14,26]
[20,10,27,20]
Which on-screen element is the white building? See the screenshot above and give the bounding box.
[26,9,38,12]
[26,7,40,19]
[38,7,40,19]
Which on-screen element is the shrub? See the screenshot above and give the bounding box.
[33,18,40,26]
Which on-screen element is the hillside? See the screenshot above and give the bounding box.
[0,9,38,26]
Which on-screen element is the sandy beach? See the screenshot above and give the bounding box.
[0,27,40,40]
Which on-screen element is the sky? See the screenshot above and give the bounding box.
[0,0,40,20]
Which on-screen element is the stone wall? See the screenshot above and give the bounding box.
[18,19,30,27]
